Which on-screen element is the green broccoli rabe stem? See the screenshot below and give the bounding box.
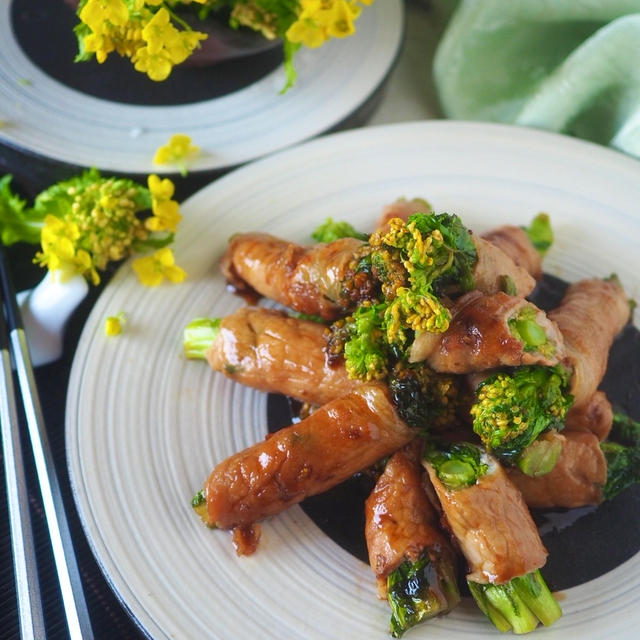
[471,365,573,465]
[516,432,564,477]
[468,570,562,634]
[500,274,518,296]
[511,317,547,350]
[522,213,553,257]
[424,442,489,490]
[183,318,221,359]
[508,306,555,357]
[387,550,460,638]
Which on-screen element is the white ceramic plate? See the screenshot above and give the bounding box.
[0,0,402,174]
[67,121,640,639]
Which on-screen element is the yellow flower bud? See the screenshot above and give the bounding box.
[105,312,126,337]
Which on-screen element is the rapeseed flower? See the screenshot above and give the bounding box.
[287,0,373,48]
[153,134,200,176]
[74,1,373,88]
[132,247,186,286]
[146,197,181,232]
[76,0,206,81]
[146,174,182,233]
[79,0,129,33]
[105,312,126,336]
[0,169,186,287]
[37,215,100,284]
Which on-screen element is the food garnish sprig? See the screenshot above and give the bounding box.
[0,169,186,287]
[74,0,374,89]
[326,212,477,381]
[470,364,574,474]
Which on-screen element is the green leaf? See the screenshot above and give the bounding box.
[601,441,640,501]
[0,174,44,246]
[387,550,459,637]
[311,217,368,243]
[523,213,553,256]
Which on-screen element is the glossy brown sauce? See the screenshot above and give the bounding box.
[267,274,640,591]
[226,283,261,306]
[232,524,262,556]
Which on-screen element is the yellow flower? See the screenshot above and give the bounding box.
[165,30,208,65]
[132,248,186,286]
[133,46,174,81]
[145,174,182,232]
[286,0,372,48]
[36,215,101,284]
[153,134,199,176]
[147,174,175,200]
[105,312,126,336]
[83,32,116,63]
[141,8,177,55]
[146,199,181,232]
[286,18,326,48]
[80,0,129,33]
[326,2,357,38]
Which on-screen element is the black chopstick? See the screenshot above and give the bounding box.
[0,278,46,639]
[0,247,94,640]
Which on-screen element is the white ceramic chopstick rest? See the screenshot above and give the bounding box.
[16,273,89,367]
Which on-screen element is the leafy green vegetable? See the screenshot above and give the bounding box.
[191,489,210,523]
[594,410,640,501]
[311,217,368,243]
[0,175,44,245]
[34,167,151,219]
[387,550,460,638]
[407,212,477,294]
[292,311,325,323]
[468,570,562,634]
[336,303,390,381]
[0,168,155,256]
[610,411,640,446]
[387,363,461,431]
[601,440,640,501]
[522,212,553,256]
[471,365,573,465]
[329,212,478,382]
[424,442,489,490]
[191,489,206,508]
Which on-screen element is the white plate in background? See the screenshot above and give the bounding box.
[0,0,403,174]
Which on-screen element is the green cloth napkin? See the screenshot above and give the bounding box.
[433,0,640,158]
